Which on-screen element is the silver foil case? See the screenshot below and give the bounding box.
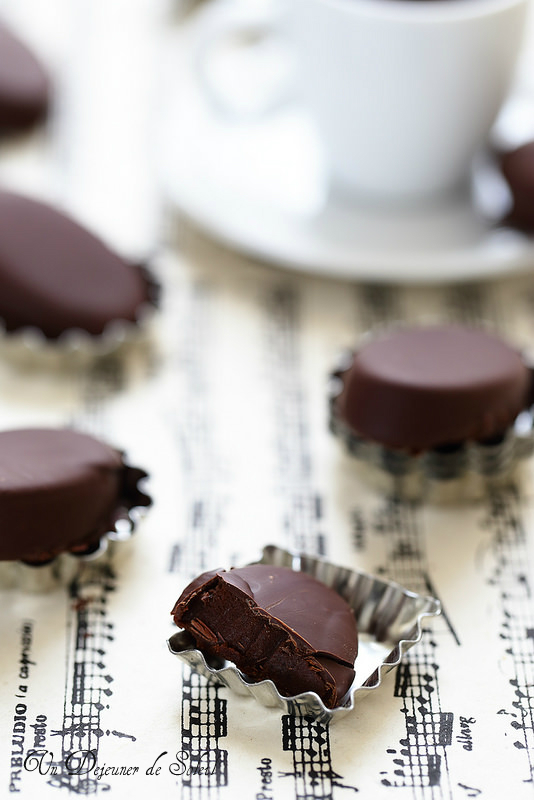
[0,305,156,369]
[329,348,534,502]
[0,265,159,368]
[168,545,441,723]
[0,500,148,593]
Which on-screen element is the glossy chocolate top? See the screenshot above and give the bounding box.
[0,428,151,562]
[173,564,358,707]
[0,191,156,339]
[0,24,49,132]
[335,325,533,452]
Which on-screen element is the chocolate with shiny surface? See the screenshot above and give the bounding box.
[501,142,534,230]
[0,191,156,339]
[0,24,49,132]
[334,325,533,452]
[172,564,358,708]
[0,428,151,563]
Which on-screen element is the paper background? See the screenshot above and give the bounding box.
[0,1,533,798]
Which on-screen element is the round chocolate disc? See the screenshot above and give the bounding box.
[0,191,154,338]
[0,428,150,562]
[335,325,533,452]
[0,24,49,132]
[500,142,534,230]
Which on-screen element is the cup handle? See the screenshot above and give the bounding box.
[191,1,294,120]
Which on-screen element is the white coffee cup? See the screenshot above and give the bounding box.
[194,0,529,202]
[285,0,529,201]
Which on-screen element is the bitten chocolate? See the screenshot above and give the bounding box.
[0,24,49,132]
[0,428,151,563]
[0,191,157,339]
[172,564,358,708]
[333,325,533,452]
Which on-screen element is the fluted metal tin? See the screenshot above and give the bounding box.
[329,346,534,502]
[0,265,159,368]
[0,487,149,593]
[168,545,441,723]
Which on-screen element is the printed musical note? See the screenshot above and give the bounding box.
[49,563,117,793]
[481,488,534,783]
[281,714,358,797]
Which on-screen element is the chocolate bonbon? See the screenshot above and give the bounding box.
[0,191,157,341]
[332,325,533,452]
[172,564,358,708]
[0,428,151,564]
[329,324,534,497]
[0,23,49,132]
[500,142,534,231]
[169,546,441,721]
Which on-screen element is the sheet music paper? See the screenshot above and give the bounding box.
[0,2,533,799]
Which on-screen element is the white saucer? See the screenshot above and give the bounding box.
[161,0,534,283]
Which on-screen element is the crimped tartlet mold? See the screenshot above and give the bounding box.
[168,545,440,723]
[329,337,534,501]
[0,264,159,368]
[0,468,150,593]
